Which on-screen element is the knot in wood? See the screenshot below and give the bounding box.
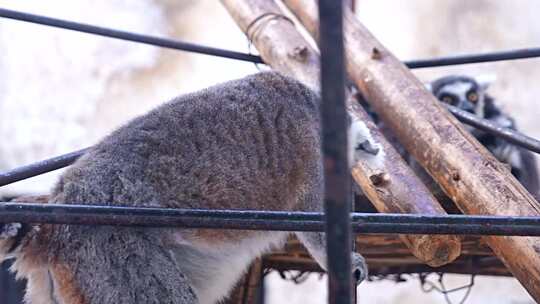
[370,172,390,186]
[371,47,382,60]
[290,45,309,61]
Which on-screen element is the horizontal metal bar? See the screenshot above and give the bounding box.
[2,202,540,236]
[0,148,88,186]
[1,8,540,69]
[404,47,540,69]
[0,8,264,64]
[445,104,540,153]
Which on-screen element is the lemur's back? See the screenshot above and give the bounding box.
[51,72,321,211]
[17,72,330,304]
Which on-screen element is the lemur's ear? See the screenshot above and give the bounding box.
[475,74,496,91]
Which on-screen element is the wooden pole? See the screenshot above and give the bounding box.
[220,0,461,267]
[282,0,540,300]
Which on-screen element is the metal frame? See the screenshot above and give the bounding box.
[2,3,540,304]
[318,1,353,302]
[3,202,540,235]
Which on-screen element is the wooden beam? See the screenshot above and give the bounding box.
[264,235,509,277]
[220,0,461,267]
[282,0,540,300]
[287,235,491,257]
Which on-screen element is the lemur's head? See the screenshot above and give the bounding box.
[428,75,493,117]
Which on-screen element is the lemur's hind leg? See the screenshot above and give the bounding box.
[295,232,368,284]
[293,179,368,284]
[49,227,198,304]
[0,196,49,260]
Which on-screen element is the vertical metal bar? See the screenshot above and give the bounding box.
[318,0,352,304]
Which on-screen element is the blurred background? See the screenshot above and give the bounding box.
[0,0,539,303]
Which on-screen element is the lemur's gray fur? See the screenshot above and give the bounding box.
[0,72,367,304]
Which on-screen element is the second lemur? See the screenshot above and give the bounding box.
[429,75,539,196]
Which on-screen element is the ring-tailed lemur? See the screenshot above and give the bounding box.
[429,75,539,195]
[0,72,367,304]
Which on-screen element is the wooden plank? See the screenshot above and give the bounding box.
[220,0,461,267]
[282,0,540,300]
[264,235,508,277]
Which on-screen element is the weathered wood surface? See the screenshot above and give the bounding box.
[220,0,461,267]
[283,0,540,300]
[263,235,509,277]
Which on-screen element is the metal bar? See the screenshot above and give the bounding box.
[0,8,263,64]
[0,148,88,186]
[318,0,352,303]
[3,203,540,235]
[347,3,357,304]
[445,104,540,153]
[2,8,540,69]
[405,48,540,69]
